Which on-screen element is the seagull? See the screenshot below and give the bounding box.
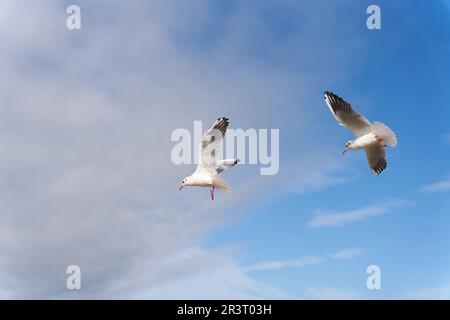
[324,91,397,176]
[179,117,239,200]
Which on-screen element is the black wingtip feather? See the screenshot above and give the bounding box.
[211,117,230,138]
[324,91,353,113]
[372,159,387,176]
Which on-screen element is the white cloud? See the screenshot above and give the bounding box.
[131,247,295,299]
[404,287,450,300]
[130,247,364,298]
[328,248,364,259]
[308,200,412,228]
[245,256,323,272]
[245,248,363,272]
[421,179,450,193]
[310,206,387,228]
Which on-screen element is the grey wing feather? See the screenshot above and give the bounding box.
[197,117,229,172]
[324,91,372,137]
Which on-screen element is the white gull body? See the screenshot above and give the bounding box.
[179,117,239,200]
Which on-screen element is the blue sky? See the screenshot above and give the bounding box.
[0,0,449,299]
[201,0,450,298]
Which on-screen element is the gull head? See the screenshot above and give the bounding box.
[179,177,191,190]
[343,140,354,155]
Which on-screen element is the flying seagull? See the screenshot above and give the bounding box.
[179,117,239,200]
[324,91,397,176]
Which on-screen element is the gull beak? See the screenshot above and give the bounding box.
[342,147,348,155]
[179,185,184,191]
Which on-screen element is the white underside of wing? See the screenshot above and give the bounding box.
[365,144,387,176]
[196,117,229,172]
[324,92,372,137]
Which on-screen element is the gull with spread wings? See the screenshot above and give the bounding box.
[324,91,397,176]
[179,117,239,200]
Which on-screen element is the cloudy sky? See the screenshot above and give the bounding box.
[0,0,449,299]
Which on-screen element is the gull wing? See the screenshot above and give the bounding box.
[216,159,239,174]
[365,144,387,176]
[196,117,229,175]
[324,91,372,137]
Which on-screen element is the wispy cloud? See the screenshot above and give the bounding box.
[131,247,295,299]
[421,178,450,193]
[134,247,364,298]
[404,287,450,300]
[245,256,322,272]
[328,248,364,259]
[245,248,363,272]
[308,200,412,228]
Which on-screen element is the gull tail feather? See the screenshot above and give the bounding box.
[214,176,231,192]
[372,121,397,147]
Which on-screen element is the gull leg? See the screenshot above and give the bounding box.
[376,135,386,147]
[210,185,215,201]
